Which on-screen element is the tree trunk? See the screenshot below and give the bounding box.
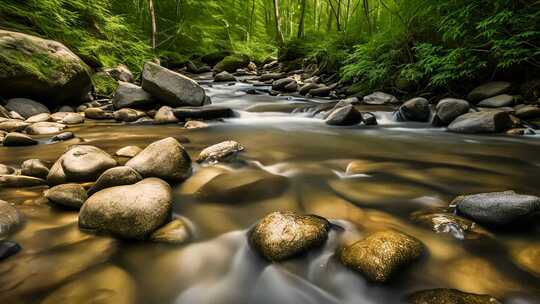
[148,0,157,49]
[273,0,285,48]
[298,0,307,38]
[363,0,371,35]
[249,0,256,41]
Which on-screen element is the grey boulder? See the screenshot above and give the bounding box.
[447,111,512,133]
[468,81,511,102]
[5,98,50,119]
[325,105,363,126]
[141,62,206,107]
[21,159,49,179]
[363,92,399,105]
[395,97,431,122]
[433,98,470,126]
[112,82,155,109]
[477,94,514,108]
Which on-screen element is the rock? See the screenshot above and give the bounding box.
[411,209,490,240]
[2,132,37,146]
[468,81,512,102]
[213,54,250,73]
[299,83,321,95]
[284,81,298,92]
[0,175,46,187]
[447,111,512,133]
[141,62,206,107]
[362,112,378,125]
[407,289,501,304]
[50,112,70,122]
[363,92,399,105]
[214,71,237,82]
[25,113,51,123]
[25,122,65,135]
[263,60,279,70]
[21,159,49,179]
[515,105,540,119]
[150,218,190,244]
[0,241,21,261]
[79,178,172,239]
[60,112,85,124]
[309,86,332,97]
[325,105,363,126]
[126,137,192,182]
[41,265,136,304]
[5,98,50,119]
[154,106,179,124]
[184,120,209,129]
[197,141,245,163]
[88,166,143,195]
[44,183,87,209]
[115,146,142,158]
[51,131,75,142]
[506,128,535,136]
[0,30,92,106]
[113,108,144,122]
[395,97,431,122]
[511,243,540,277]
[112,82,155,109]
[260,73,285,82]
[452,190,540,227]
[104,64,134,83]
[172,106,234,121]
[340,231,424,282]
[433,98,470,126]
[0,120,30,132]
[272,78,296,91]
[0,200,22,238]
[249,211,330,261]
[9,111,25,120]
[58,105,75,112]
[47,145,117,184]
[477,94,514,108]
[0,164,16,175]
[84,107,113,120]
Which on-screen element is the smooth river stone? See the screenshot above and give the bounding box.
[45,183,88,209]
[407,289,501,304]
[150,218,190,244]
[197,140,245,163]
[25,122,65,135]
[0,200,23,238]
[87,166,142,195]
[340,230,424,282]
[21,159,49,179]
[115,145,142,158]
[0,175,46,187]
[2,132,37,146]
[249,211,330,261]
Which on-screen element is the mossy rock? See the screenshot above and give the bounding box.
[0,30,92,107]
[159,51,190,69]
[201,50,232,67]
[92,72,118,97]
[213,54,250,73]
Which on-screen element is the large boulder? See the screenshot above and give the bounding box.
[447,111,512,133]
[452,191,540,227]
[197,141,245,163]
[5,98,49,119]
[340,231,424,282]
[126,137,192,182]
[433,98,470,126]
[0,200,23,238]
[407,289,501,304]
[79,178,172,239]
[214,71,236,82]
[468,81,511,102]
[87,166,143,196]
[325,105,363,126]
[112,82,155,109]
[47,145,117,185]
[477,94,514,108]
[213,54,250,73]
[249,211,330,261]
[395,97,431,122]
[141,62,206,107]
[0,30,92,106]
[44,183,88,209]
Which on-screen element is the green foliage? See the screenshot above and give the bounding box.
[92,73,118,96]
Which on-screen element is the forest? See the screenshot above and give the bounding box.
[1,1,540,304]
[1,0,539,97]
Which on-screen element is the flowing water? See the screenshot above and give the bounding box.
[1,75,539,303]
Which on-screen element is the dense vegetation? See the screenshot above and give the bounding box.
[1,0,539,96]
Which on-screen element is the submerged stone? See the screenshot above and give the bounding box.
[150,218,190,244]
[407,288,501,304]
[249,211,330,261]
[197,141,245,163]
[340,230,424,282]
[411,209,491,240]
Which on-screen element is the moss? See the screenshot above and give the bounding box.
[92,72,118,96]
[213,54,250,73]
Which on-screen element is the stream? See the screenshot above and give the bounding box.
[1,75,539,303]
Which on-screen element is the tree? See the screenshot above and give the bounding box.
[148,0,157,50]
[298,0,307,38]
[273,0,285,48]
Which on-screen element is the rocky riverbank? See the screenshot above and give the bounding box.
[1,29,540,303]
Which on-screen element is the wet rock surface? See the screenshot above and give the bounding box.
[197,140,245,163]
[406,289,501,304]
[2,132,37,146]
[88,166,143,195]
[79,178,172,239]
[340,231,424,282]
[0,200,22,238]
[447,111,512,133]
[249,211,330,261]
[45,183,88,208]
[325,105,363,126]
[150,218,191,244]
